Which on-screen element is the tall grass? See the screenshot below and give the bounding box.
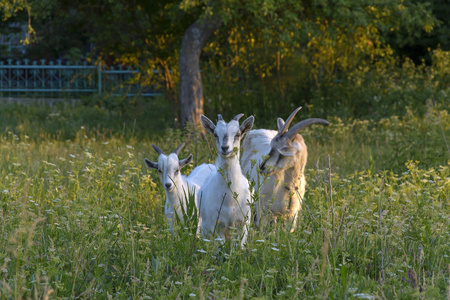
[0,95,174,141]
[0,101,449,298]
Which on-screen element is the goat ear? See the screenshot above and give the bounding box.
[277,118,285,131]
[201,115,215,135]
[240,116,254,136]
[277,146,298,157]
[144,158,159,169]
[179,154,193,169]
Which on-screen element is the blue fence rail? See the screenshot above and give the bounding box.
[0,59,161,97]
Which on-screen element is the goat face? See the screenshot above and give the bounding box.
[144,144,193,192]
[259,107,329,175]
[201,114,254,158]
[260,133,303,175]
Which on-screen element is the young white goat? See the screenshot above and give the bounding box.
[199,113,254,247]
[144,143,216,231]
[241,107,328,232]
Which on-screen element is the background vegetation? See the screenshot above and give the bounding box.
[1,0,449,124]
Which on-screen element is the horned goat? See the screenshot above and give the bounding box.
[199,113,254,247]
[241,106,328,232]
[144,143,216,232]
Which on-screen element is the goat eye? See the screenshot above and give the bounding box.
[175,169,179,174]
[214,133,218,138]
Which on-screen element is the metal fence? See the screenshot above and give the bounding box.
[0,23,27,55]
[0,59,160,97]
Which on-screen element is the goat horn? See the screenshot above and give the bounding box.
[152,144,164,155]
[217,114,224,121]
[284,118,329,140]
[233,113,244,121]
[279,106,302,135]
[173,143,185,155]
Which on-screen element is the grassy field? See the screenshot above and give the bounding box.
[0,101,449,299]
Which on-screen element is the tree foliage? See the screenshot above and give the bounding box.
[1,0,445,124]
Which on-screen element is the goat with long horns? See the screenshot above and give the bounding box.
[241,106,329,232]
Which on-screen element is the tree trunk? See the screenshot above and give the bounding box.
[179,16,221,129]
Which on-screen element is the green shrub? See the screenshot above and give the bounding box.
[203,49,450,125]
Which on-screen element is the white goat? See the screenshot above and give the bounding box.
[241,106,328,232]
[199,113,254,247]
[144,143,216,231]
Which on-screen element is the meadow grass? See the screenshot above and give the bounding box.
[0,101,449,299]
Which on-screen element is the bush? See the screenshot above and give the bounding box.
[203,49,450,126]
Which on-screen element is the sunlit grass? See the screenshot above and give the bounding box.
[0,103,449,298]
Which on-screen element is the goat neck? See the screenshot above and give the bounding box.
[270,150,306,212]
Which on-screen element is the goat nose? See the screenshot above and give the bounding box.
[221,145,229,152]
[165,182,172,189]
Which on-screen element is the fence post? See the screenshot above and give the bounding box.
[98,63,102,94]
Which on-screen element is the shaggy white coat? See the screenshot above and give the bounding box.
[241,107,328,232]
